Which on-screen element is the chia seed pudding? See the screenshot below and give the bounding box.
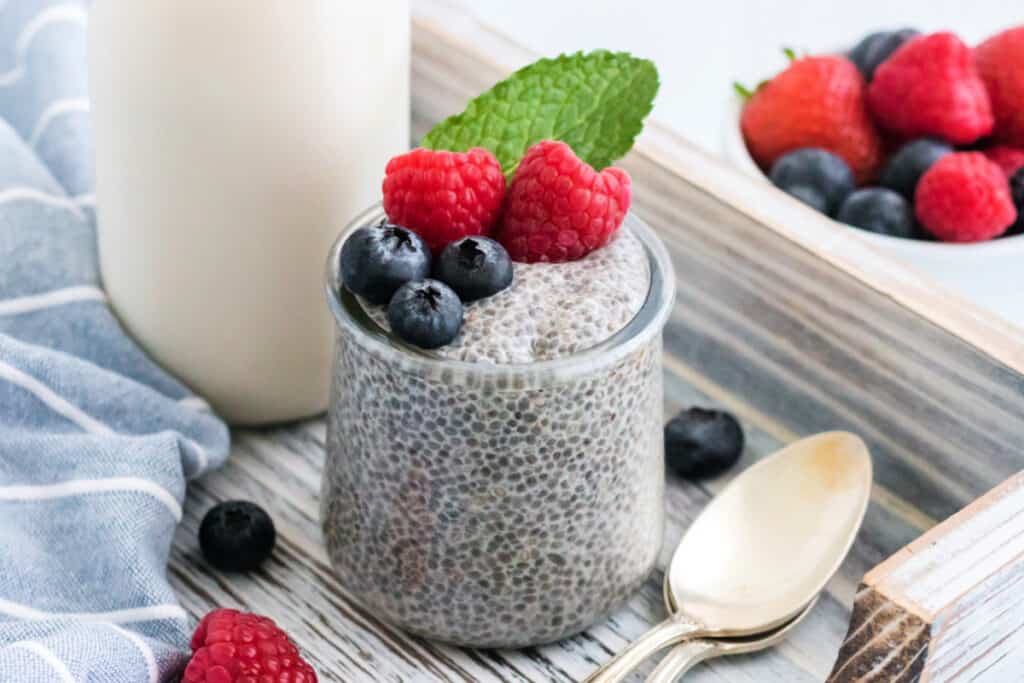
[321,206,675,648]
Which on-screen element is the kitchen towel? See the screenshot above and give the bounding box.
[0,2,230,681]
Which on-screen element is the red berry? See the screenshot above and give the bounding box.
[975,26,1024,147]
[983,145,1024,178]
[183,609,317,683]
[498,140,631,263]
[915,152,1017,243]
[382,147,505,252]
[868,33,994,145]
[741,55,882,184]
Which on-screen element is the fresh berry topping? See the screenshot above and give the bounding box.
[769,148,855,216]
[983,145,1024,178]
[498,140,631,263]
[382,147,505,252]
[849,28,919,81]
[879,138,953,199]
[1009,168,1024,237]
[184,609,317,683]
[915,152,1017,243]
[387,279,463,349]
[868,32,994,145]
[434,236,513,302]
[974,26,1024,147]
[199,501,276,573]
[740,54,882,184]
[837,188,917,238]
[338,222,432,305]
[665,408,745,479]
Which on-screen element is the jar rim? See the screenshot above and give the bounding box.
[325,204,676,385]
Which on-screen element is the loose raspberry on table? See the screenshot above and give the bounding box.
[183,608,317,683]
[382,147,505,253]
[498,140,631,263]
[915,152,1017,243]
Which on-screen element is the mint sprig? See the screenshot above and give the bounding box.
[422,51,659,177]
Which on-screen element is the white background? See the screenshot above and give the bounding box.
[462,1,1022,154]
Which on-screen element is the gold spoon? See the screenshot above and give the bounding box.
[584,432,872,683]
[645,598,818,683]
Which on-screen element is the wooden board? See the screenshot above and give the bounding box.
[167,4,1024,681]
[827,472,1024,682]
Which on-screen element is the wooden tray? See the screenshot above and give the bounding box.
[168,5,1024,681]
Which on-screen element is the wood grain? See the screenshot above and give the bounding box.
[165,4,1024,682]
[827,473,1024,682]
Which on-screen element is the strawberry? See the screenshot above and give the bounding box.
[740,53,882,184]
[868,32,994,145]
[974,26,1024,147]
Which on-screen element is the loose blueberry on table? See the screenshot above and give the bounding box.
[665,407,745,479]
[198,500,276,573]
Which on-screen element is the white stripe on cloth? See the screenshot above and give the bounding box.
[108,625,159,683]
[0,359,114,435]
[0,286,106,316]
[0,187,85,218]
[0,477,182,522]
[0,5,88,87]
[10,640,75,683]
[29,97,89,147]
[0,597,187,625]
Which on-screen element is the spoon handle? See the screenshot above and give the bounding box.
[582,615,704,683]
[644,640,718,683]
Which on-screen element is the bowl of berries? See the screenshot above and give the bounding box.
[723,27,1024,324]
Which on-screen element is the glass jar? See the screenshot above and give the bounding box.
[321,206,675,647]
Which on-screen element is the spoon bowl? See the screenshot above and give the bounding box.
[585,431,872,683]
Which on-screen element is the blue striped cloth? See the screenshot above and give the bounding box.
[0,2,231,681]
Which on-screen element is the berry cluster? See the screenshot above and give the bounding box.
[742,27,1024,243]
[338,140,633,350]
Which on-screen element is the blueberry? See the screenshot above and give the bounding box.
[837,188,917,239]
[769,149,855,216]
[199,501,276,573]
[849,28,919,81]
[387,279,463,349]
[1008,168,1024,237]
[880,138,953,199]
[434,236,514,302]
[665,408,745,479]
[339,222,431,305]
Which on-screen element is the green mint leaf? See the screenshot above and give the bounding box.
[421,50,659,177]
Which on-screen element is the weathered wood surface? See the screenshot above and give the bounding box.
[167,5,1024,682]
[827,472,1024,682]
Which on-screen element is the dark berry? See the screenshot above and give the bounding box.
[1008,168,1024,237]
[434,236,514,302]
[849,28,920,81]
[387,279,463,349]
[837,188,917,238]
[339,222,431,305]
[199,501,276,572]
[769,148,855,216]
[664,408,745,479]
[879,138,953,199]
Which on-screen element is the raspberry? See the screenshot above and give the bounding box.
[382,147,505,253]
[975,26,1024,147]
[983,145,1024,178]
[915,152,1017,243]
[183,609,317,683]
[498,141,631,263]
[868,33,994,145]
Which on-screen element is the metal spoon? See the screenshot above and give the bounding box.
[645,598,818,683]
[584,432,872,683]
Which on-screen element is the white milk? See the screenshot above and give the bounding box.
[89,2,409,424]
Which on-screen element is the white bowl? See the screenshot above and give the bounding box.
[723,97,1024,326]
